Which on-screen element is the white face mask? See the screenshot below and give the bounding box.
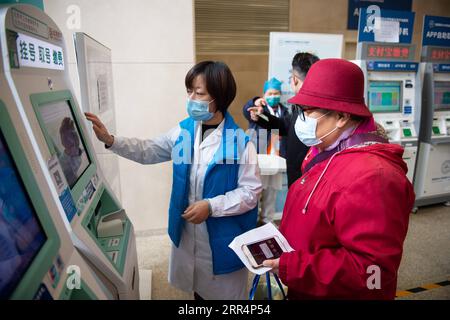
[294,111,339,147]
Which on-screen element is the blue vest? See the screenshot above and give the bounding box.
[168,113,258,275]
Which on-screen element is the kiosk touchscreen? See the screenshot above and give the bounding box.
[0,4,139,299]
[434,81,450,110]
[368,81,402,113]
[38,100,90,188]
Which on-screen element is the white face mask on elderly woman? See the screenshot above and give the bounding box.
[294,111,339,147]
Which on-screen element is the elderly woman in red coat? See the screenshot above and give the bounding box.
[263,59,415,300]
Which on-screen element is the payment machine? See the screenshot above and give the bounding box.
[0,63,111,299]
[0,4,139,299]
[414,15,450,207]
[0,101,112,300]
[353,9,420,182]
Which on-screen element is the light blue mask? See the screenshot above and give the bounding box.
[266,95,281,107]
[186,98,215,121]
[294,112,338,146]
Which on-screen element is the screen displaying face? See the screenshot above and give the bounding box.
[368,81,402,113]
[39,100,90,188]
[434,81,450,110]
[0,131,47,299]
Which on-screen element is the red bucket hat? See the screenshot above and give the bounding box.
[288,58,372,117]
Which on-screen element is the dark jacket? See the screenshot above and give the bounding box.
[242,97,288,159]
[243,98,309,188]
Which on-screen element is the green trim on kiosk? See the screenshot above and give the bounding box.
[30,90,130,276]
[80,183,131,276]
[0,100,60,299]
[29,90,97,214]
[0,1,45,11]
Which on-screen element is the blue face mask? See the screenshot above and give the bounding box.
[266,95,281,107]
[294,112,338,147]
[186,98,215,121]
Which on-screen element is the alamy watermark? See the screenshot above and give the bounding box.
[66,5,81,30]
[367,265,381,290]
[66,265,81,290]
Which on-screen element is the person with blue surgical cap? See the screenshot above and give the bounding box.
[243,77,288,157]
[247,53,320,188]
[243,77,288,225]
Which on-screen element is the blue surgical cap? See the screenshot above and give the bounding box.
[263,77,282,93]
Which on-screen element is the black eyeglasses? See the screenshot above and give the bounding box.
[292,105,305,121]
[288,70,302,83]
[294,106,322,121]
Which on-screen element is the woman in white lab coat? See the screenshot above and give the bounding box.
[85,61,262,300]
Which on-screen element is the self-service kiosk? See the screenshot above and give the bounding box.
[0,4,139,299]
[0,78,110,299]
[414,16,450,207]
[353,42,421,182]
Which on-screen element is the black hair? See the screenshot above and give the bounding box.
[336,111,365,122]
[299,106,365,122]
[185,61,236,114]
[350,114,365,122]
[292,52,320,80]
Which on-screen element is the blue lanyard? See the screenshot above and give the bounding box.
[249,273,287,300]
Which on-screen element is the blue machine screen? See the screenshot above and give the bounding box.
[368,81,402,113]
[0,131,46,299]
[434,81,450,110]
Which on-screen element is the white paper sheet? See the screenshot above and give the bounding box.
[374,17,400,43]
[228,223,294,275]
[258,154,286,176]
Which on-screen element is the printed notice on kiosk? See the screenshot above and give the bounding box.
[16,33,64,70]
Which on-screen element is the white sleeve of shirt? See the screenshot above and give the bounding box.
[208,142,262,217]
[107,126,180,164]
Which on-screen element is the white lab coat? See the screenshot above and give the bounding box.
[108,119,262,299]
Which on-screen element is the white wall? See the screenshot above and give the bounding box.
[44,0,195,231]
